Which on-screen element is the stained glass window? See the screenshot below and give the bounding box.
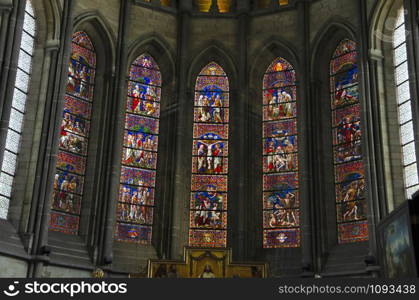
[330,39,369,244]
[196,0,212,12]
[196,0,232,13]
[393,8,419,198]
[262,58,300,248]
[49,32,96,234]
[114,54,161,244]
[217,0,232,13]
[189,62,229,248]
[0,0,36,220]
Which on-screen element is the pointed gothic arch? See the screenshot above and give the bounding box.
[329,38,369,244]
[115,53,162,244]
[189,62,230,247]
[262,56,300,248]
[49,31,97,234]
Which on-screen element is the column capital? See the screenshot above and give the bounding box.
[369,49,384,62]
[45,39,61,52]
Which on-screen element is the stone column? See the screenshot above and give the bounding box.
[232,0,250,261]
[25,40,59,249]
[357,0,380,276]
[101,0,131,267]
[309,78,324,274]
[297,0,314,277]
[171,0,192,259]
[27,0,75,278]
[367,49,389,219]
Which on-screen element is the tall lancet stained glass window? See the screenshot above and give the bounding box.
[0,0,36,219]
[393,8,419,198]
[115,54,161,244]
[330,39,369,244]
[49,32,96,234]
[189,63,229,248]
[262,58,300,248]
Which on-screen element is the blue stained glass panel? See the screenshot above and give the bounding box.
[116,54,162,244]
[263,57,300,248]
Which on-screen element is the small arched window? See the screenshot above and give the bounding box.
[0,0,36,219]
[393,8,419,198]
[330,39,369,244]
[49,32,97,234]
[262,58,300,248]
[115,54,161,244]
[196,0,232,13]
[217,0,232,12]
[189,62,229,248]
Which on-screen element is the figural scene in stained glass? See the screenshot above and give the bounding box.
[262,58,300,249]
[393,8,419,198]
[189,62,229,248]
[0,0,36,220]
[49,32,96,234]
[330,39,369,244]
[115,54,161,244]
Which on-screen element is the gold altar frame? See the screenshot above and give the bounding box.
[147,247,268,278]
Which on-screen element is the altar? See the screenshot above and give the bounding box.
[147,248,268,278]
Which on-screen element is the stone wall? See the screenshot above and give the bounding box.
[0,0,409,278]
[0,256,28,278]
[42,265,91,278]
[74,0,120,38]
